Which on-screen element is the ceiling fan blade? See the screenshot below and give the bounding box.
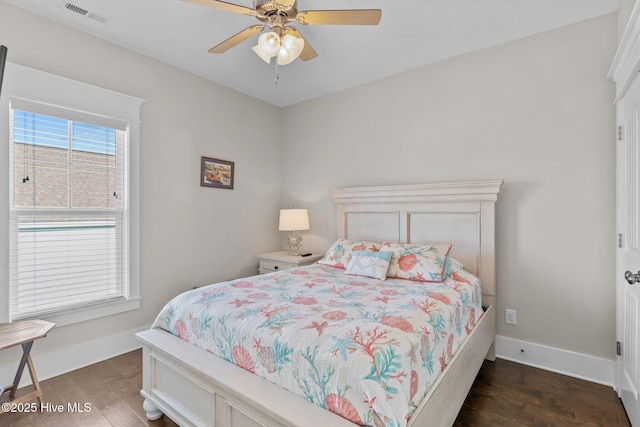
[209,25,264,53]
[284,27,318,61]
[182,0,256,16]
[296,10,381,25]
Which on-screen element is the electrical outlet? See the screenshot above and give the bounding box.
[505,309,517,325]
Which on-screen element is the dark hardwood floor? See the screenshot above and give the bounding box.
[1,350,176,427]
[455,359,631,427]
[0,350,630,426]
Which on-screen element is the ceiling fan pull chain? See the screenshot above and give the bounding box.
[274,61,279,85]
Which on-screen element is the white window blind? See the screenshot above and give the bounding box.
[9,104,129,320]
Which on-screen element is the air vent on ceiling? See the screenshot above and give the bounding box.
[64,2,88,16]
[62,2,111,24]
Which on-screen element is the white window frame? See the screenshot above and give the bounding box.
[0,63,144,327]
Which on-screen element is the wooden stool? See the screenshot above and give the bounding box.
[0,320,55,413]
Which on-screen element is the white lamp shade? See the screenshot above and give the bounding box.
[277,34,304,65]
[258,31,281,57]
[279,208,310,231]
[276,48,294,66]
[252,44,272,63]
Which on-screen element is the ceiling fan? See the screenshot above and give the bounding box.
[183,0,382,64]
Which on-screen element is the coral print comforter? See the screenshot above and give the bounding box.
[152,262,483,427]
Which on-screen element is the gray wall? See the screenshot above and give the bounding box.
[281,13,618,360]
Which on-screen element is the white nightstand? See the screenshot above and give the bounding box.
[257,251,323,274]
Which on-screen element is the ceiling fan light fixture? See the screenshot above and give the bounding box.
[276,34,304,65]
[276,48,294,65]
[282,34,303,54]
[258,31,281,57]
[252,44,272,63]
[191,0,382,66]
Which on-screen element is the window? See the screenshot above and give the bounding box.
[1,63,143,325]
[10,108,126,319]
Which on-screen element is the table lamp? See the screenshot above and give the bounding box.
[279,208,309,255]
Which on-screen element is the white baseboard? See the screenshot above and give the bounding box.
[495,335,616,387]
[0,324,150,388]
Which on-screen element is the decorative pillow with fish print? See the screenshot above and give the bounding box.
[381,243,453,282]
[318,238,381,269]
[344,250,393,280]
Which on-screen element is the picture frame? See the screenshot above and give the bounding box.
[200,156,234,189]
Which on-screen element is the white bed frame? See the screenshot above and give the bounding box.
[136,180,503,427]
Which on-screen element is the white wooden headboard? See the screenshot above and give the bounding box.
[330,180,503,308]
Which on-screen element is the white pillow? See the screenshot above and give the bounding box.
[344,250,393,281]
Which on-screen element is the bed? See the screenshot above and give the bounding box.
[136,180,502,427]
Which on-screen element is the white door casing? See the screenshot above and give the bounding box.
[617,73,640,426]
[610,6,640,425]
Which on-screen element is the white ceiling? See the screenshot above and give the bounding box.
[6,0,620,107]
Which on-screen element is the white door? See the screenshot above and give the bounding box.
[617,72,640,427]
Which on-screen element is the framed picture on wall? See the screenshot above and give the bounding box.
[200,156,234,189]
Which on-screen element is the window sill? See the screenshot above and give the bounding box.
[26,296,141,327]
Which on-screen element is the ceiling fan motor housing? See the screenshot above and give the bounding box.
[256,0,297,34]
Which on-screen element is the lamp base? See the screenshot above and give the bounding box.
[286,231,303,256]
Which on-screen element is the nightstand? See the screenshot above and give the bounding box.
[257,251,323,274]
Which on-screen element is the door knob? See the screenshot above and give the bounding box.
[624,270,640,285]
